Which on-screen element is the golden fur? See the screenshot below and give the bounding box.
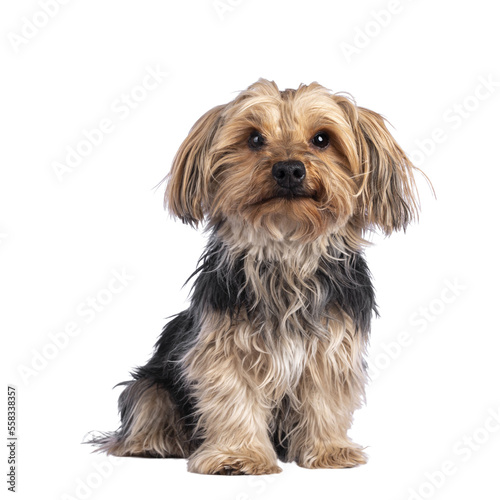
[166,79,424,242]
[103,380,190,458]
[183,310,366,473]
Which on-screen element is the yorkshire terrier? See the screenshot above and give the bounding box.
[91,79,427,474]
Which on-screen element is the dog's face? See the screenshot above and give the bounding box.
[166,79,420,243]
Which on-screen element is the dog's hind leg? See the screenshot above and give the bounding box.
[90,379,190,458]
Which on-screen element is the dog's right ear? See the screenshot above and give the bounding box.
[165,104,225,226]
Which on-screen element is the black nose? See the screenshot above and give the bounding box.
[272,161,306,189]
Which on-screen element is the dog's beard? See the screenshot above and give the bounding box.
[238,197,333,242]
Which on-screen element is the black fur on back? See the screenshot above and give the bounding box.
[132,311,199,441]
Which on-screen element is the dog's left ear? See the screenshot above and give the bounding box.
[335,97,420,234]
[165,104,225,226]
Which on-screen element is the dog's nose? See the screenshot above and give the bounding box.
[272,161,306,189]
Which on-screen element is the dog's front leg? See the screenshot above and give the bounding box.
[290,323,368,469]
[184,315,281,475]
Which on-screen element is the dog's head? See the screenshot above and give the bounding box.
[165,79,421,243]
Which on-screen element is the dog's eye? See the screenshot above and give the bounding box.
[248,131,265,150]
[312,132,330,149]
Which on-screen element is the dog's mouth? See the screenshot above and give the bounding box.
[256,188,318,205]
[259,194,315,204]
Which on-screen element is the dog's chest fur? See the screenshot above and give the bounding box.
[182,228,375,411]
[191,227,376,340]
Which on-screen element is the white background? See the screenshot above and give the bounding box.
[1,1,499,499]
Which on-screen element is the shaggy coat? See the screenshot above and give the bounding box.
[90,79,428,474]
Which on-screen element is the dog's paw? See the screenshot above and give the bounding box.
[297,444,367,469]
[188,446,282,475]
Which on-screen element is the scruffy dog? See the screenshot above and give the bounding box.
[91,79,426,474]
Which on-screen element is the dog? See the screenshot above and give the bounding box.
[90,79,428,474]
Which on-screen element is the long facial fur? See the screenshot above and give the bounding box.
[166,78,423,244]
